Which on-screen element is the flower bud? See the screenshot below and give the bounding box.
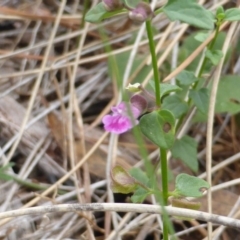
[103,0,123,11]
[130,94,147,113]
[128,2,153,23]
[126,83,141,93]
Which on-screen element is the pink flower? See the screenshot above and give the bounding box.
[102,95,148,134]
[102,102,141,134]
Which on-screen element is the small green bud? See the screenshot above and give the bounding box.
[216,6,225,15]
[216,6,225,21]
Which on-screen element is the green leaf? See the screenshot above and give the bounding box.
[189,88,209,114]
[0,172,14,181]
[85,3,126,23]
[162,95,188,118]
[111,166,138,194]
[149,81,182,98]
[0,163,15,181]
[193,75,240,120]
[171,136,198,172]
[131,186,150,203]
[215,75,240,114]
[160,83,182,98]
[85,3,107,23]
[224,8,240,21]
[179,32,226,72]
[194,32,209,42]
[163,0,214,29]
[176,70,199,86]
[129,168,149,186]
[205,49,223,65]
[174,173,210,198]
[140,110,175,149]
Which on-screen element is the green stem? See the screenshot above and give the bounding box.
[81,0,90,29]
[160,148,169,240]
[146,17,170,240]
[154,8,164,16]
[197,23,221,78]
[78,0,90,47]
[160,149,168,205]
[145,20,161,108]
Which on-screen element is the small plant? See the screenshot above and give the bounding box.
[85,1,240,239]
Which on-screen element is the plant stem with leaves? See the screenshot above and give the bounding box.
[145,19,169,240]
[176,23,221,131]
[145,20,161,108]
[197,23,221,78]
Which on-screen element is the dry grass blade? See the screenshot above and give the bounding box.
[206,20,239,239]
[0,6,81,28]
[0,203,239,229]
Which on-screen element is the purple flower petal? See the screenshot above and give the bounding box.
[131,105,141,118]
[102,102,141,134]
